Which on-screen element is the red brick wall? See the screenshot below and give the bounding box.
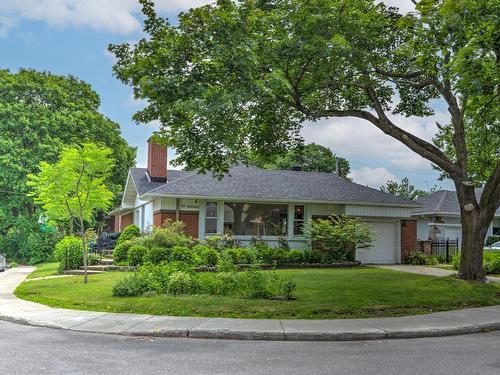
[120,213,133,231]
[153,210,199,238]
[401,220,417,262]
[179,212,199,239]
[153,210,176,227]
[147,139,167,182]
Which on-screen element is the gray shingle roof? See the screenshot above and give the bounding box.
[131,165,419,207]
[412,189,500,216]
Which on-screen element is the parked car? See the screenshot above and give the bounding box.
[488,241,500,251]
[0,254,5,272]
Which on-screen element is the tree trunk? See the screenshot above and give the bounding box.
[80,218,88,284]
[455,183,488,282]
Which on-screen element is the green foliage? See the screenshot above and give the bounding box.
[112,274,147,297]
[127,245,147,267]
[223,247,255,265]
[303,249,323,264]
[452,251,500,275]
[205,233,241,250]
[88,254,99,266]
[117,225,141,246]
[256,246,288,265]
[280,279,297,300]
[305,215,374,262]
[253,143,350,178]
[147,222,192,248]
[193,244,219,266]
[406,250,439,266]
[53,236,83,272]
[169,246,194,264]
[144,246,171,265]
[166,271,194,295]
[380,177,432,201]
[0,69,135,264]
[486,236,500,247]
[287,250,304,264]
[113,240,136,264]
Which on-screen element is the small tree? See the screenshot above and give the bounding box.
[27,143,114,283]
[380,177,435,201]
[304,215,374,262]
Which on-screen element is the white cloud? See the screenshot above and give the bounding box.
[349,167,397,188]
[0,0,213,35]
[301,109,449,171]
[0,0,410,36]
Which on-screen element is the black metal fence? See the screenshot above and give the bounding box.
[89,232,120,258]
[431,238,460,263]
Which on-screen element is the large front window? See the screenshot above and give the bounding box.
[224,203,287,236]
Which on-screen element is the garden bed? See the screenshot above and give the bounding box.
[195,261,361,272]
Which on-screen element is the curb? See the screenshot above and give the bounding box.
[1,312,500,342]
[2,267,500,342]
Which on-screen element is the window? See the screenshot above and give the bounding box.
[293,205,305,235]
[224,203,287,236]
[205,202,218,234]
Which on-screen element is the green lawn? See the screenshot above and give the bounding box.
[25,263,60,280]
[16,267,500,319]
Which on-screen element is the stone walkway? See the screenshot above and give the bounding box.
[1,266,500,341]
[375,264,500,283]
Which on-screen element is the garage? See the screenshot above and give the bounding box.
[356,221,398,264]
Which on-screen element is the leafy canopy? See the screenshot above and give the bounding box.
[0,69,135,261]
[27,143,115,228]
[110,0,498,186]
[380,177,434,201]
[253,143,350,177]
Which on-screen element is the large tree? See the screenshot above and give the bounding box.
[253,143,350,177]
[0,69,136,262]
[110,0,499,281]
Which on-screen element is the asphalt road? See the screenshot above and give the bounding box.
[1,320,499,375]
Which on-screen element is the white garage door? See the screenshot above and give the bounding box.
[356,221,398,264]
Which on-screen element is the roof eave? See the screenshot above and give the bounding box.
[140,192,421,209]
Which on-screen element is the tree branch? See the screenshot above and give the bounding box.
[363,84,457,174]
[479,160,500,225]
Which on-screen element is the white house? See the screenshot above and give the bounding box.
[412,190,500,246]
[109,139,421,264]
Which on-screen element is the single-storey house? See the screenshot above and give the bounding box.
[412,190,500,246]
[109,139,421,264]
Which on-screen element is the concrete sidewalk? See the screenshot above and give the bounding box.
[1,266,500,341]
[375,264,500,283]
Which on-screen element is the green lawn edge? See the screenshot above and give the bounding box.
[15,267,500,320]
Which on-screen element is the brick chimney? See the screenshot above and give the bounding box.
[147,138,167,182]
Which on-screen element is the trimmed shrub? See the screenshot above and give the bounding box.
[170,246,194,264]
[484,258,500,274]
[406,250,429,265]
[112,274,147,297]
[128,245,147,266]
[166,271,194,295]
[147,225,192,249]
[144,246,171,265]
[113,240,136,264]
[303,249,322,263]
[223,247,255,264]
[53,236,83,273]
[116,224,141,246]
[193,244,219,266]
[88,253,99,266]
[287,250,304,264]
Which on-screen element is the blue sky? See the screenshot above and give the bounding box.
[0,0,454,191]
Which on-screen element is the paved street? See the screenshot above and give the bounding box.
[1,320,499,375]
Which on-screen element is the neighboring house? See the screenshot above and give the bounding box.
[411,190,500,246]
[109,139,421,264]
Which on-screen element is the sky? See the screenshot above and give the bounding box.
[0,0,454,191]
